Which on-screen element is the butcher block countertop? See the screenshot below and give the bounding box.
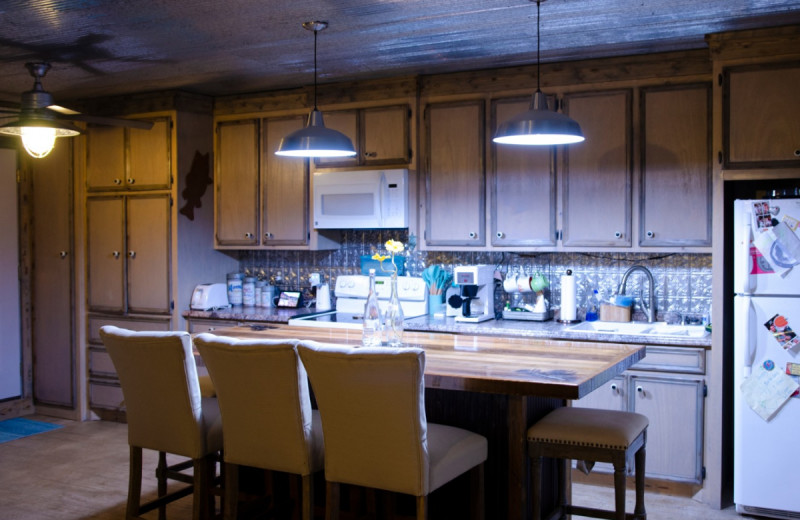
[206,323,646,401]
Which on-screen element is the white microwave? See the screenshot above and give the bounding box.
[313,169,408,229]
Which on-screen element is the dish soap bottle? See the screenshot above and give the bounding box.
[585,289,600,322]
[362,269,383,347]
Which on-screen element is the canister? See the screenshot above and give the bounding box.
[242,276,256,306]
[255,280,266,307]
[226,272,243,305]
[262,284,275,307]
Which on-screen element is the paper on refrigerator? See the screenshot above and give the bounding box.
[741,363,800,421]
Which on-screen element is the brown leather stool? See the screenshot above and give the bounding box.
[527,407,648,520]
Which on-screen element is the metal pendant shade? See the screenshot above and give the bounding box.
[275,21,356,158]
[493,0,584,146]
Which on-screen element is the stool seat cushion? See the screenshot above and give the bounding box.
[528,407,648,450]
[428,423,488,493]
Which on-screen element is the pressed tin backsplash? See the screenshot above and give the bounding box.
[238,230,711,321]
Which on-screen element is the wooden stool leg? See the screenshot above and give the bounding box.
[470,463,485,520]
[634,445,647,519]
[301,474,314,520]
[127,446,143,520]
[612,460,626,520]
[416,495,428,520]
[326,481,340,520]
[530,454,542,520]
[157,451,168,520]
[223,462,238,520]
[193,456,212,520]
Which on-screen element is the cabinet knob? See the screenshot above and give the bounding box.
[794,149,800,157]
[245,232,254,239]
[610,383,618,392]
[59,251,68,258]
[636,385,644,396]
[496,231,505,239]
[127,178,135,184]
[469,231,477,239]
[364,151,377,158]
[112,251,120,259]
[646,230,655,238]
[264,232,273,239]
[113,179,122,185]
[614,231,622,239]
[128,251,136,258]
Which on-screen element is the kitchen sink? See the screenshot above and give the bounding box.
[566,321,709,338]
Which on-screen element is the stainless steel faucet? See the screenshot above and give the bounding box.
[618,265,657,323]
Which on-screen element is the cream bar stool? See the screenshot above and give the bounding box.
[194,334,324,520]
[527,407,648,520]
[99,325,223,520]
[297,341,488,520]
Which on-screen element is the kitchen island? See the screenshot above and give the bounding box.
[206,323,645,520]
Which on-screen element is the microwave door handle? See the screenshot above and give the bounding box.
[378,172,387,227]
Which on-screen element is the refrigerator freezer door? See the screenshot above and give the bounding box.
[733,294,800,517]
[734,199,800,296]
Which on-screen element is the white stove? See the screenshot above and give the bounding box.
[288,274,428,329]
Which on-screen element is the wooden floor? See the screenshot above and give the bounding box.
[0,415,749,520]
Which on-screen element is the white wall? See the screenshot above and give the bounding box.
[0,148,21,400]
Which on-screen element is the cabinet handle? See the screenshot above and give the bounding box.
[127,178,135,184]
[113,179,122,185]
[614,231,622,239]
[364,151,377,158]
[636,385,644,396]
[646,230,655,238]
[59,251,68,258]
[128,251,136,259]
[795,149,800,157]
[496,231,505,239]
[112,251,120,259]
[264,232,273,239]
[610,383,618,392]
[469,231,477,239]
[245,232,254,239]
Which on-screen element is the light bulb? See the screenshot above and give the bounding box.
[21,126,57,158]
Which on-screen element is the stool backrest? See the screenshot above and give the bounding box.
[194,333,321,475]
[297,341,430,496]
[99,325,207,458]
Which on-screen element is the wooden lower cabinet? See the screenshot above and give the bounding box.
[572,345,706,484]
[87,315,171,420]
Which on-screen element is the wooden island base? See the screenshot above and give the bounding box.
[207,324,646,520]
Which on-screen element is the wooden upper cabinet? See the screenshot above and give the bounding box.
[561,90,632,248]
[315,105,411,168]
[491,98,557,248]
[640,84,712,247]
[86,117,171,191]
[424,100,485,247]
[215,119,260,246]
[724,62,800,169]
[263,116,309,246]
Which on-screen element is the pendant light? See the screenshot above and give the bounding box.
[493,0,584,146]
[0,63,81,159]
[275,21,357,158]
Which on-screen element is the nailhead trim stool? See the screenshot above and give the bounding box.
[527,407,648,520]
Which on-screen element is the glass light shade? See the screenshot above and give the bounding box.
[0,118,81,158]
[275,109,357,158]
[493,91,584,146]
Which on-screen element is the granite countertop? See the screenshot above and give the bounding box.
[185,306,711,348]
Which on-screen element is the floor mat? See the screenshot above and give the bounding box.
[0,417,62,444]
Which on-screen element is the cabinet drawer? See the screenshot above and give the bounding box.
[89,381,124,410]
[88,315,171,344]
[187,319,238,333]
[632,346,705,374]
[89,347,117,378]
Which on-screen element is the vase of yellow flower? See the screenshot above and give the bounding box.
[373,239,405,347]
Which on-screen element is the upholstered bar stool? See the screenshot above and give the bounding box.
[527,407,648,520]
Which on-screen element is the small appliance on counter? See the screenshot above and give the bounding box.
[191,283,230,310]
[448,265,494,323]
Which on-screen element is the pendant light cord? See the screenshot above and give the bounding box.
[536,0,541,93]
[313,28,319,110]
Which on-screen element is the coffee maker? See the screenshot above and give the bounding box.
[449,265,495,323]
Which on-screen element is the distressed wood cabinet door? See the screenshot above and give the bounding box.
[215,119,260,246]
[87,196,125,312]
[561,90,632,248]
[262,116,309,246]
[126,195,171,314]
[85,125,125,191]
[314,110,359,168]
[641,84,711,247]
[127,117,171,190]
[424,100,485,247]
[361,105,410,165]
[491,98,557,247]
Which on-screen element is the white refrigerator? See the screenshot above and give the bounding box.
[733,198,800,519]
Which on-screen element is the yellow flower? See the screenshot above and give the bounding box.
[372,253,390,262]
[385,239,405,253]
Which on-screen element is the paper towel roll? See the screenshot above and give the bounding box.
[560,271,577,321]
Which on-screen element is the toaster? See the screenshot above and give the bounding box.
[191,283,230,310]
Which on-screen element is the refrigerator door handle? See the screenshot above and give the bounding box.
[736,295,756,376]
[735,220,755,295]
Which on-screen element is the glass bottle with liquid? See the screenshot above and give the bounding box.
[362,269,383,347]
[384,274,405,347]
